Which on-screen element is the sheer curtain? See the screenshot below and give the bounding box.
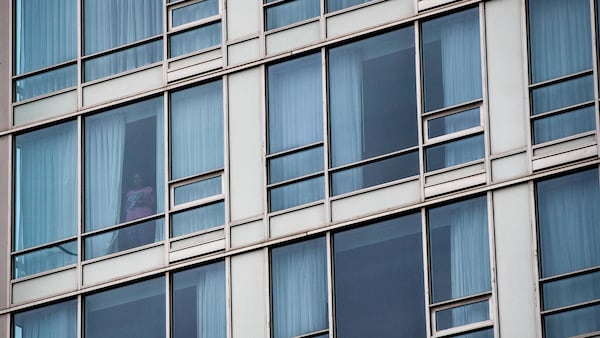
[266,0,320,30]
[15,300,77,338]
[272,238,328,338]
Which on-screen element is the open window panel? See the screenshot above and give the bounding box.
[430,295,494,337]
[291,330,329,338]
[167,0,222,60]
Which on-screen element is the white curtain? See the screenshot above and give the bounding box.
[272,238,328,338]
[169,23,222,58]
[171,202,224,237]
[15,300,77,338]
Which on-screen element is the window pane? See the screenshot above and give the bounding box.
[429,196,491,303]
[84,219,164,259]
[528,0,592,83]
[15,64,77,102]
[85,97,165,231]
[450,328,494,338]
[436,301,489,331]
[543,271,600,310]
[268,53,323,154]
[174,177,222,205]
[269,147,323,184]
[532,106,595,144]
[266,0,320,30]
[14,241,77,278]
[331,151,419,196]
[15,0,77,74]
[272,237,328,338]
[172,0,219,27]
[15,121,77,250]
[14,300,77,338]
[171,80,223,180]
[334,213,426,338]
[327,0,370,12]
[269,176,324,211]
[329,27,417,167]
[84,40,163,82]
[422,8,482,112]
[169,22,222,58]
[173,262,226,338]
[544,303,600,338]
[84,0,163,54]
[428,108,480,138]
[171,202,225,237]
[532,75,594,115]
[85,277,165,338]
[536,169,600,277]
[426,134,484,171]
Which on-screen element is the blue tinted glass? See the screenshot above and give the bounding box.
[172,0,219,27]
[426,134,484,171]
[334,213,426,338]
[327,0,370,12]
[536,169,600,277]
[15,121,77,250]
[450,328,494,338]
[85,97,165,231]
[169,22,222,58]
[266,0,320,30]
[15,0,77,74]
[329,28,417,167]
[533,106,595,144]
[174,177,222,205]
[173,262,226,338]
[84,40,163,82]
[544,303,600,338]
[14,300,77,338]
[429,196,490,302]
[15,64,77,101]
[84,0,163,54]
[171,202,225,237]
[272,237,328,338]
[13,241,77,278]
[543,271,600,310]
[532,75,594,115]
[269,176,324,211]
[331,151,419,196]
[268,53,322,153]
[171,81,223,179]
[422,8,482,112]
[428,108,480,138]
[269,147,323,184]
[436,301,489,331]
[85,219,164,259]
[85,277,165,338]
[528,0,592,83]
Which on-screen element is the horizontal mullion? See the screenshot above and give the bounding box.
[168,224,225,243]
[83,214,165,237]
[531,130,596,151]
[429,291,492,310]
[171,194,225,212]
[267,171,324,189]
[541,298,600,316]
[82,35,163,60]
[267,141,324,159]
[329,146,418,173]
[263,0,297,8]
[12,59,77,80]
[433,321,493,338]
[12,236,78,256]
[529,69,594,89]
[425,127,484,145]
[12,86,77,106]
[169,168,224,186]
[421,98,483,118]
[293,329,329,338]
[168,16,221,34]
[529,101,595,120]
[539,265,600,283]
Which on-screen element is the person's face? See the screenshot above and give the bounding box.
[133,174,143,188]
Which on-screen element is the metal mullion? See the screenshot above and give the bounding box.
[168,168,224,186]
[168,224,225,244]
[165,271,171,338]
[263,0,296,9]
[267,171,324,189]
[11,264,78,284]
[424,158,485,177]
[530,130,596,151]
[12,86,78,106]
[11,59,78,81]
[223,73,231,253]
[591,0,600,160]
[82,62,163,87]
[529,101,596,121]
[171,194,225,212]
[81,35,163,61]
[528,69,594,90]
[82,241,164,265]
[424,126,484,145]
[538,265,600,284]
[293,328,330,338]
[267,141,324,159]
[540,298,600,316]
[434,321,494,338]
[329,145,420,173]
[168,16,222,35]
[415,19,426,204]
[326,229,334,338]
[421,98,483,119]
[11,236,79,257]
[430,291,493,310]
[82,214,165,238]
[320,48,330,226]
[76,114,83,290]
[421,209,432,338]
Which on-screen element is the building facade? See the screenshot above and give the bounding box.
[0,0,599,337]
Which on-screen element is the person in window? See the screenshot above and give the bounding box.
[125,173,155,222]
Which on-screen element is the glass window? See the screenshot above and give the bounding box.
[171,201,225,237]
[169,22,222,58]
[334,213,426,337]
[265,0,320,31]
[173,262,226,338]
[172,0,219,27]
[13,300,77,338]
[14,122,77,277]
[327,0,371,12]
[271,237,328,338]
[84,219,164,259]
[14,64,77,102]
[267,53,324,211]
[174,177,222,206]
[85,277,165,338]
[14,241,77,278]
[329,27,418,193]
[85,97,165,232]
[426,134,485,171]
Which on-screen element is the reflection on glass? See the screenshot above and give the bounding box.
[426,134,484,171]
[14,299,77,338]
[543,271,600,310]
[269,176,324,212]
[428,108,480,138]
[169,22,222,58]
[85,219,164,259]
[436,301,489,331]
[269,147,323,184]
[84,40,162,82]
[532,106,595,144]
[266,0,320,30]
[171,202,225,237]
[85,277,165,338]
[174,177,222,205]
[173,261,226,338]
[334,213,426,337]
[544,303,600,338]
[172,0,219,27]
[532,75,594,115]
[15,65,77,101]
[13,241,77,279]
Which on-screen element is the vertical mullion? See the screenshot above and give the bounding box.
[415,20,426,200]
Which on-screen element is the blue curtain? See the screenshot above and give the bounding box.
[272,237,328,338]
[266,0,320,30]
[172,0,219,27]
[14,300,77,338]
[170,23,222,58]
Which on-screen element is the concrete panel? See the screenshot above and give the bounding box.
[169,239,225,262]
[0,137,10,309]
[270,204,326,238]
[491,152,528,182]
[326,0,413,39]
[170,228,225,250]
[167,58,223,82]
[13,90,77,126]
[486,0,528,154]
[83,66,163,107]
[231,220,265,248]
[228,68,265,221]
[266,21,320,56]
[425,162,485,185]
[228,39,261,66]
[83,245,164,286]
[493,184,539,338]
[169,49,222,70]
[231,250,269,338]
[424,172,486,197]
[227,0,261,41]
[533,134,595,157]
[533,145,597,172]
[331,179,421,223]
[0,314,8,338]
[12,268,78,304]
